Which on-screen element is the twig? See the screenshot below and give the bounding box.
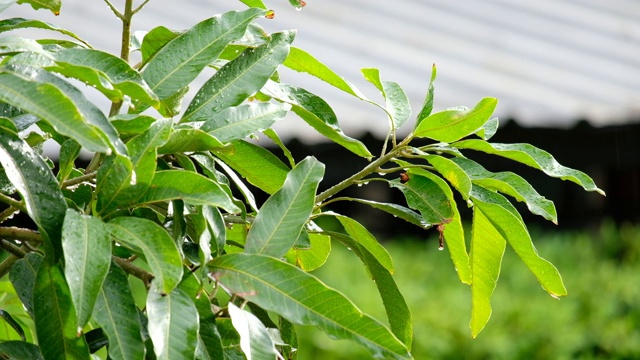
[61,171,97,188]
[112,256,154,288]
[0,193,26,213]
[0,227,42,243]
[0,240,27,257]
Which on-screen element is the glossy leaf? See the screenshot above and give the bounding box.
[453,139,606,195]
[139,26,181,65]
[0,341,43,360]
[182,30,295,122]
[48,48,158,109]
[331,198,424,228]
[426,155,472,200]
[450,157,557,223]
[108,217,183,294]
[33,263,90,359]
[61,209,112,330]
[0,72,110,153]
[8,253,43,317]
[207,154,259,212]
[95,154,134,216]
[0,308,25,341]
[245,156,325,257]
[331,214,394,273]
[143,9,265,99]
[475,117,499,140]
[284,233,331,271]
[238,0,267,9]
[208,253,412,359]
[16,0,60,14]
[139,170,241,214]
[0,127,66,260]
[469,202,506,338]
[126,117,173,185]
[389,170,453,225]
[0,18,89,47]
[263,81,372,158]
[200,102,290,142]
[56,139,81,183]
[415,63,437,127]
[362,68,411,130]
[228,302,279,360]
[158,127,227,154]
[110,114,156,136]
[93,262,145,360]
[471,187,567,296]
[147,287,199,360]
[263,127,296,167]
[414,97,498,142]
[213,139,290,194]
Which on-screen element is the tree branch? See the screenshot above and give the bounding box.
[112,256,154,288]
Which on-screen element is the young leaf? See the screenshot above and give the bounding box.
[93,262,145,360]
[361,68,411,130]
[263,127,296,167]
[426,155,473,200]
[61,209,112,331]
[414,97,498,143]
[0,72,110,153]
[263,81,373,158]
[0,127,67,261]
[228,302,280,360]
[245,156,325,257]
[208,253,412,360]
[182,30,295,122]
[284,233,331,271]
[33,263,91,359]
[415,63,437,127]
[449,157,558,223]
[108,217,184,294]
[200,102,291,142]
[453,139,606,195]
[0,18,90,47]
[213,139,290,195]
[147,287,199,360]
[142,8,266,100]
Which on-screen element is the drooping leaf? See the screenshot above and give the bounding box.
[0,127,66,260]
[33,263,91,359]
[142,9,265,100]
[61,209,112,331]
[0,341,43,360]
[284,233,331,271]
[200,102,290,142]
[147,287,199,360]
[93,262,145,360]
[450,156,557,223]
[475,117,498,140]
[361,68,411,130]
[0,18,89,47]
[469,202,506,338]
[263,127,296,167]
[426,155,472,200]
[453,139,605,195]
[263,81,372,158]
[8,253,43,318]
[56,139,81,183]
[245,156,324,257]
[208,253,412,359]
[108,217,183,294]
[388,170,453,225]
[182,30,295,122]
[16,0,60,14]
[414,97,498,143]
[213,139,290,194]
[139,170,240,214]
[228,303,279,360]
[330,198,424,228]
[415,63,437,127]
[157,127,227,154]
[0,72,110,153]
[204,154,259,212]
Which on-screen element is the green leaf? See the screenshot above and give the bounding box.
[110,114,156,136]
[33,263,91,359]
[95,154,134,216]
[56,139,81,183]
[0,341,43,360]
[471,187,567,296]
[157,127,227,154]
[414,97,498,143]
[127,118,173,185]
[245,156,324,257]
[108,217,183,294]
[0,17,89,47]
[453,139,606,195]
[238,0,267,10]
[200,102,290,142]
[61,209,112,331]
[332,198,424,228]
[228,302,279,360]
[147,287,199,360]
[139,26,181,65]
[426,155,472,200]
[213,139,290,195]
[0,308,25,341]
[0,127,66,260]
[205,154,259,212]
[16,0,60,14]
[415,63,437,127]
[263,81,372,158]
[49,48,159,110]
[0,72,110,153]
[140,170,241,214]
[263,127,296,167]
[475,117,498,140]
[208,253,412,359]
[284,233,331,271]
[9,253,43,318]
[450,156,557,223]
[361,68,411,130]
[93,262,145,360]
[143,9,265,100]
[182,30,295,122]
[469,202,506,338]
[389,170,453,225]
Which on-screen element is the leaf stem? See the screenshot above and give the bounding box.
[112,256,154,288]
[0,227,43,243]
[0,206,19,223]
[103,0,124,20]
[132,0,151,14]
[61,171,97,189]
[0,239,27,257]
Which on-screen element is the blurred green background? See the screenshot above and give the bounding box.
[295,220,640,360]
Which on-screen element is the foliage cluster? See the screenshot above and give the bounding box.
[0,0,603,359]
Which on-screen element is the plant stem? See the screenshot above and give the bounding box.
[0,206,18,223]
[61,171,97,189]
[0,227,42,243]
[112,256,154,288]
[0,193,26,213]
[0,240,27,257]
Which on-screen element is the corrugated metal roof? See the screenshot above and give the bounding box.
[3,0,640,141]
